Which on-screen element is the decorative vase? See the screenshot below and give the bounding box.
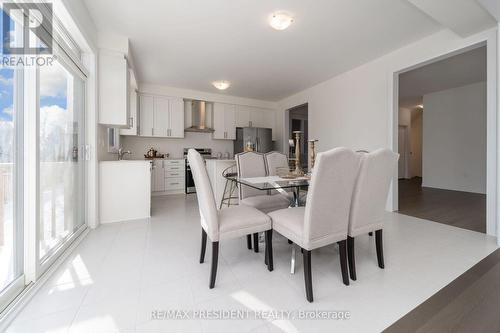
[293,131,304,176]
[308,139,318,173]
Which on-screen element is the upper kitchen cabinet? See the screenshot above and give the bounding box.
[213,103,235,140]
[263,111,277,141]
[98,50,131,127]
[153,96,169,137]
[235,105,251,127]
[120,69,139,135]
[138,94,185,138]
[139,94,154,136]
[169,98,185,138]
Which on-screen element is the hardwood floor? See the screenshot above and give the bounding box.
[398,177,486,233]
[384,248,500,333]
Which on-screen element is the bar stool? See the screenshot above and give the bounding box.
[219,164,238,209]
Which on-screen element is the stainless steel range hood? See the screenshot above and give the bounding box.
[185,100,215,133]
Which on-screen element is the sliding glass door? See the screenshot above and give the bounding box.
[0,7,24,312]
[38,55,85,264]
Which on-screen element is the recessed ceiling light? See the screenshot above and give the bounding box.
[212,80,230,90]
[269,11,294,30]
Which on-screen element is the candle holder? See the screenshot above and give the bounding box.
[293,131,304,176]
[308,139,318,174]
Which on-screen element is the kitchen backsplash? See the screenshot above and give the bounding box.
[120,132,234,159]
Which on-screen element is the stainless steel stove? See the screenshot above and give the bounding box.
[184,148,212,194]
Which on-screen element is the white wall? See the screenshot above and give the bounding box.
[121,132,233,160]
[278,29,495,153]
[422,82,486,193]
[277,27,497,236]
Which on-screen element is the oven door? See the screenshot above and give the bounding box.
[185,164,196,194]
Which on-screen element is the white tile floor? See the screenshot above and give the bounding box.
[5,195,498,333]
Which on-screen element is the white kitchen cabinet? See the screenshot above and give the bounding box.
[225,105,236,139]
[250,110,265,128]
[169,98,185,138]
[151,159,166,192]
[153,97,169,137]
[98,51,131,127]
[139,95,154,136]
[99,161,151,223]
[213,103,236,140]
[235,106,251,127]
[263,111,277,141]
[139,94,185,138]
[120,88,138,135]
[151,159,185,195]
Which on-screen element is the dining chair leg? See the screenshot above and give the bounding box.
[247,234,252,250]
[347,236,356,281]
[265,230,273,271]
[375,229,384,269]
[209,241,219,289]
[338,240,350,286]
[253,233,259,253]
[200,228,207,264]
[303,249,313,302]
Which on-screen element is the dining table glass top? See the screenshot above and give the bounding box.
[227,175,310,191]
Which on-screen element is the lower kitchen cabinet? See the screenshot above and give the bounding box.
[151,159,185,195]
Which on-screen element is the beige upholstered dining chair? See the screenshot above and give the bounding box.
[235,152,291,251]
[187,149,273,289]
[347,148,399,281]
[268,148,361,302]
[265,151,289,176]
[265,151,307,205]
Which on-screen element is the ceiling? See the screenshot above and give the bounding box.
[83,0,447,101]
[399,46,487,108]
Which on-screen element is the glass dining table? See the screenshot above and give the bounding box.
[228,175,310,206]
[225,175,310,274]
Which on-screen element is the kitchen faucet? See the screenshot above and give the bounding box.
[117,147,132,160]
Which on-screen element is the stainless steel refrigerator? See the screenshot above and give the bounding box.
[234,127,273,154]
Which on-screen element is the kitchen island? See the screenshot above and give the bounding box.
[99,160,152,223]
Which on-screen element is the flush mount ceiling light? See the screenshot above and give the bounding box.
[269,11,294,30]
[212,80,230,90]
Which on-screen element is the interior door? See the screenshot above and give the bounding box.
[139,95,154,136]
[169,98,184,138]
[153,97,169,137]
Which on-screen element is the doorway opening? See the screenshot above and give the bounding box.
[397,45,487,233]
[287,104,308,169]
